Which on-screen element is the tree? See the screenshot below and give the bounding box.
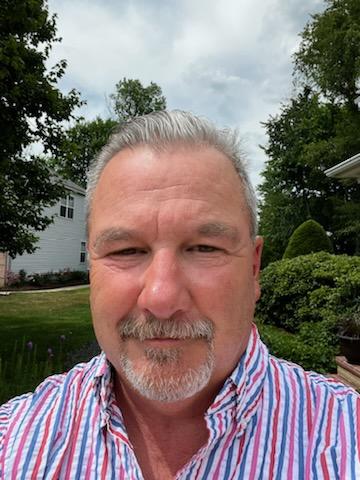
[0,0,81,257]
[52,78,167,187]
[109,78,166,121]
[259,0,360,264]
[283,219,333,259]
[259,90,360,263]
[294,0,360,109]
[52,117,117,188]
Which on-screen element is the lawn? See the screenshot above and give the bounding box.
[0,287,96,403]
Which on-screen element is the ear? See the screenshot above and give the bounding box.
[253,236,263,301]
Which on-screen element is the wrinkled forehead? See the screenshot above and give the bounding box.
[87,143,251,237]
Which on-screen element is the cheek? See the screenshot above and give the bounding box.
[90,264,140,327]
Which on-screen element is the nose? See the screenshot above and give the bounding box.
[137,249,191,319]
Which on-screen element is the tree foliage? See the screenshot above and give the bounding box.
[294,0,360,108]
[259,0,360,264]
[109,78,166,121]
[0,0,81,257]
[53,78,167,187]
[283,219,333,259]
[52,117,117,188]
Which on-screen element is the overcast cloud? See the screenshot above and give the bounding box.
[48,0,324,188]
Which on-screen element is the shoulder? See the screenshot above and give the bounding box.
[0,355,103,456]
[266,353,360,422]
[269,354,358,396]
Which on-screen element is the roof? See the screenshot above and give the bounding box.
[62,178,86,196]
[325,153,360,180]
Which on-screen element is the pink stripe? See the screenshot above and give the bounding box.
[245,329,257,369]
[64,380,95,480]
[212,421,238,478]
[319,395,334,480]
[305,386,323,480]
[211,387,236,410]
[119,463,126,480]
[357,398,360,462]
[229,433,246,480]
[12,389,54,479]
[58,371,82,434]
[84,401,101,479]
[305,375,313,435]
[268,360,281,478]
[339,413,347,479]
[31,403,56,479]
[286,372,298,479]
[100,440,109,480]
[1,399,29,475]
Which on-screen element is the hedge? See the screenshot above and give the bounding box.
[256,252,360,332]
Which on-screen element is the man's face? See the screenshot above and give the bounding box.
[88,145,262,402]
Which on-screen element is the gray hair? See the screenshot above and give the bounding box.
[86,110,258,238]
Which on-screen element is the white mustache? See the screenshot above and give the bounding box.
[119,313,214,342]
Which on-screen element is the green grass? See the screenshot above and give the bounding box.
[0,288,94,360]
[0,288,95,403]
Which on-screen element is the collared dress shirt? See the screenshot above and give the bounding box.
[1,325,359,479]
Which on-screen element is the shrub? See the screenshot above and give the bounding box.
[338,302,360,338]
[29,269,88,288]
[283,219,332,259]
[258,322,337,373]
[256,252,360,332]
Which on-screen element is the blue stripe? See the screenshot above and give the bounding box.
[237,413,258,477]
[257,364,274,478]
[275,362,290,477]
[294,370,305,479]
[346,395,356,480]
[311,389,329,478]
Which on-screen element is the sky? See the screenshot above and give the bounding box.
[47,0,324,189]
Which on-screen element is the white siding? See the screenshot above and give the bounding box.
[10,189,88,275]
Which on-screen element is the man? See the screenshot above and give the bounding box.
[0,111,359,479]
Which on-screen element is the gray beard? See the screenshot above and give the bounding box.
[117,312,215,402]
[119,342,215,402]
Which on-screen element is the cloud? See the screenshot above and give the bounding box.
[48,0,324,188]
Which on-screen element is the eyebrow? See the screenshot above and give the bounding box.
[92,222,240,251]
[92,227,136,251]
[197,222,240,243]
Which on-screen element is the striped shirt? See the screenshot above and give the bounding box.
[1,325,359,479]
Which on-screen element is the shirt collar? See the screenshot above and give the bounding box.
[205,324,269,436]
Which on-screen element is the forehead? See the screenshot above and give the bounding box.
[98,144,242,194]
[89,145,250,236]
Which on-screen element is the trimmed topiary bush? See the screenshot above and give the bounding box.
[256,252,360,332]
[283,219,332,259]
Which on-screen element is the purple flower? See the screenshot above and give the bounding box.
[47,347,53,356]
[60,334,66,342]
[26,341,33,350]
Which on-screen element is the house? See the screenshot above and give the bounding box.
[0,179,88,287]
[325,152,360,180]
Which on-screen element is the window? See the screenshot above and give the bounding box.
[60,195,74,219]
[80,242,86,263]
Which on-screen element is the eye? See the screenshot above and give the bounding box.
[187,245,221,253]
[111,247,148,256]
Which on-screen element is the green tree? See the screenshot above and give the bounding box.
[295,0,360,109]
[259,0,360,264]
[52,78,167,187]
[109,78,166,121]
[53,117,117,188]
[0,0,81,257]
